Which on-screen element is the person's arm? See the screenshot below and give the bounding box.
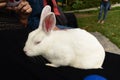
[0,1,6,8]
[18,1,32,27]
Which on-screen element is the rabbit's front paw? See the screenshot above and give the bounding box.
[45,63,59,68]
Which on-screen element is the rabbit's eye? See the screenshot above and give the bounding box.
[34,41,41,45]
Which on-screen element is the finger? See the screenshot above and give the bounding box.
[6,6,12,9]
[20,4,29,13]
[0,2,7,8]
[17,1,28,10]
[25,7,32,14]
[6,6,17,11]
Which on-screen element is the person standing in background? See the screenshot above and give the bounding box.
[98,0,110,24]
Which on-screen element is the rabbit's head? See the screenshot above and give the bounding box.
[24,5,56,56]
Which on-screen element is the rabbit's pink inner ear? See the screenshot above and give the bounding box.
[44,15,54,32]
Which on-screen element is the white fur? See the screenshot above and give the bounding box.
[23,5,105,69]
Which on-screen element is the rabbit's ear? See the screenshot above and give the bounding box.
[42,12,56,33]
[39,5,51,27]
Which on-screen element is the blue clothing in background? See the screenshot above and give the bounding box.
[98,0,110,20]
[27,0,44,30]
[57,25,72,29]
[27,0,72,30]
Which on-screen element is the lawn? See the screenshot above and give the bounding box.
[75,7,120,48]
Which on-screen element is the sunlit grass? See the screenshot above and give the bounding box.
[76,7,120,48]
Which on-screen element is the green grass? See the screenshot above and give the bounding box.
[76,7,120,48]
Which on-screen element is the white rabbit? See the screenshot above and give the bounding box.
[23,5,105,69]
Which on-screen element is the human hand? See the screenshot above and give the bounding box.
[6,0,32,26]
